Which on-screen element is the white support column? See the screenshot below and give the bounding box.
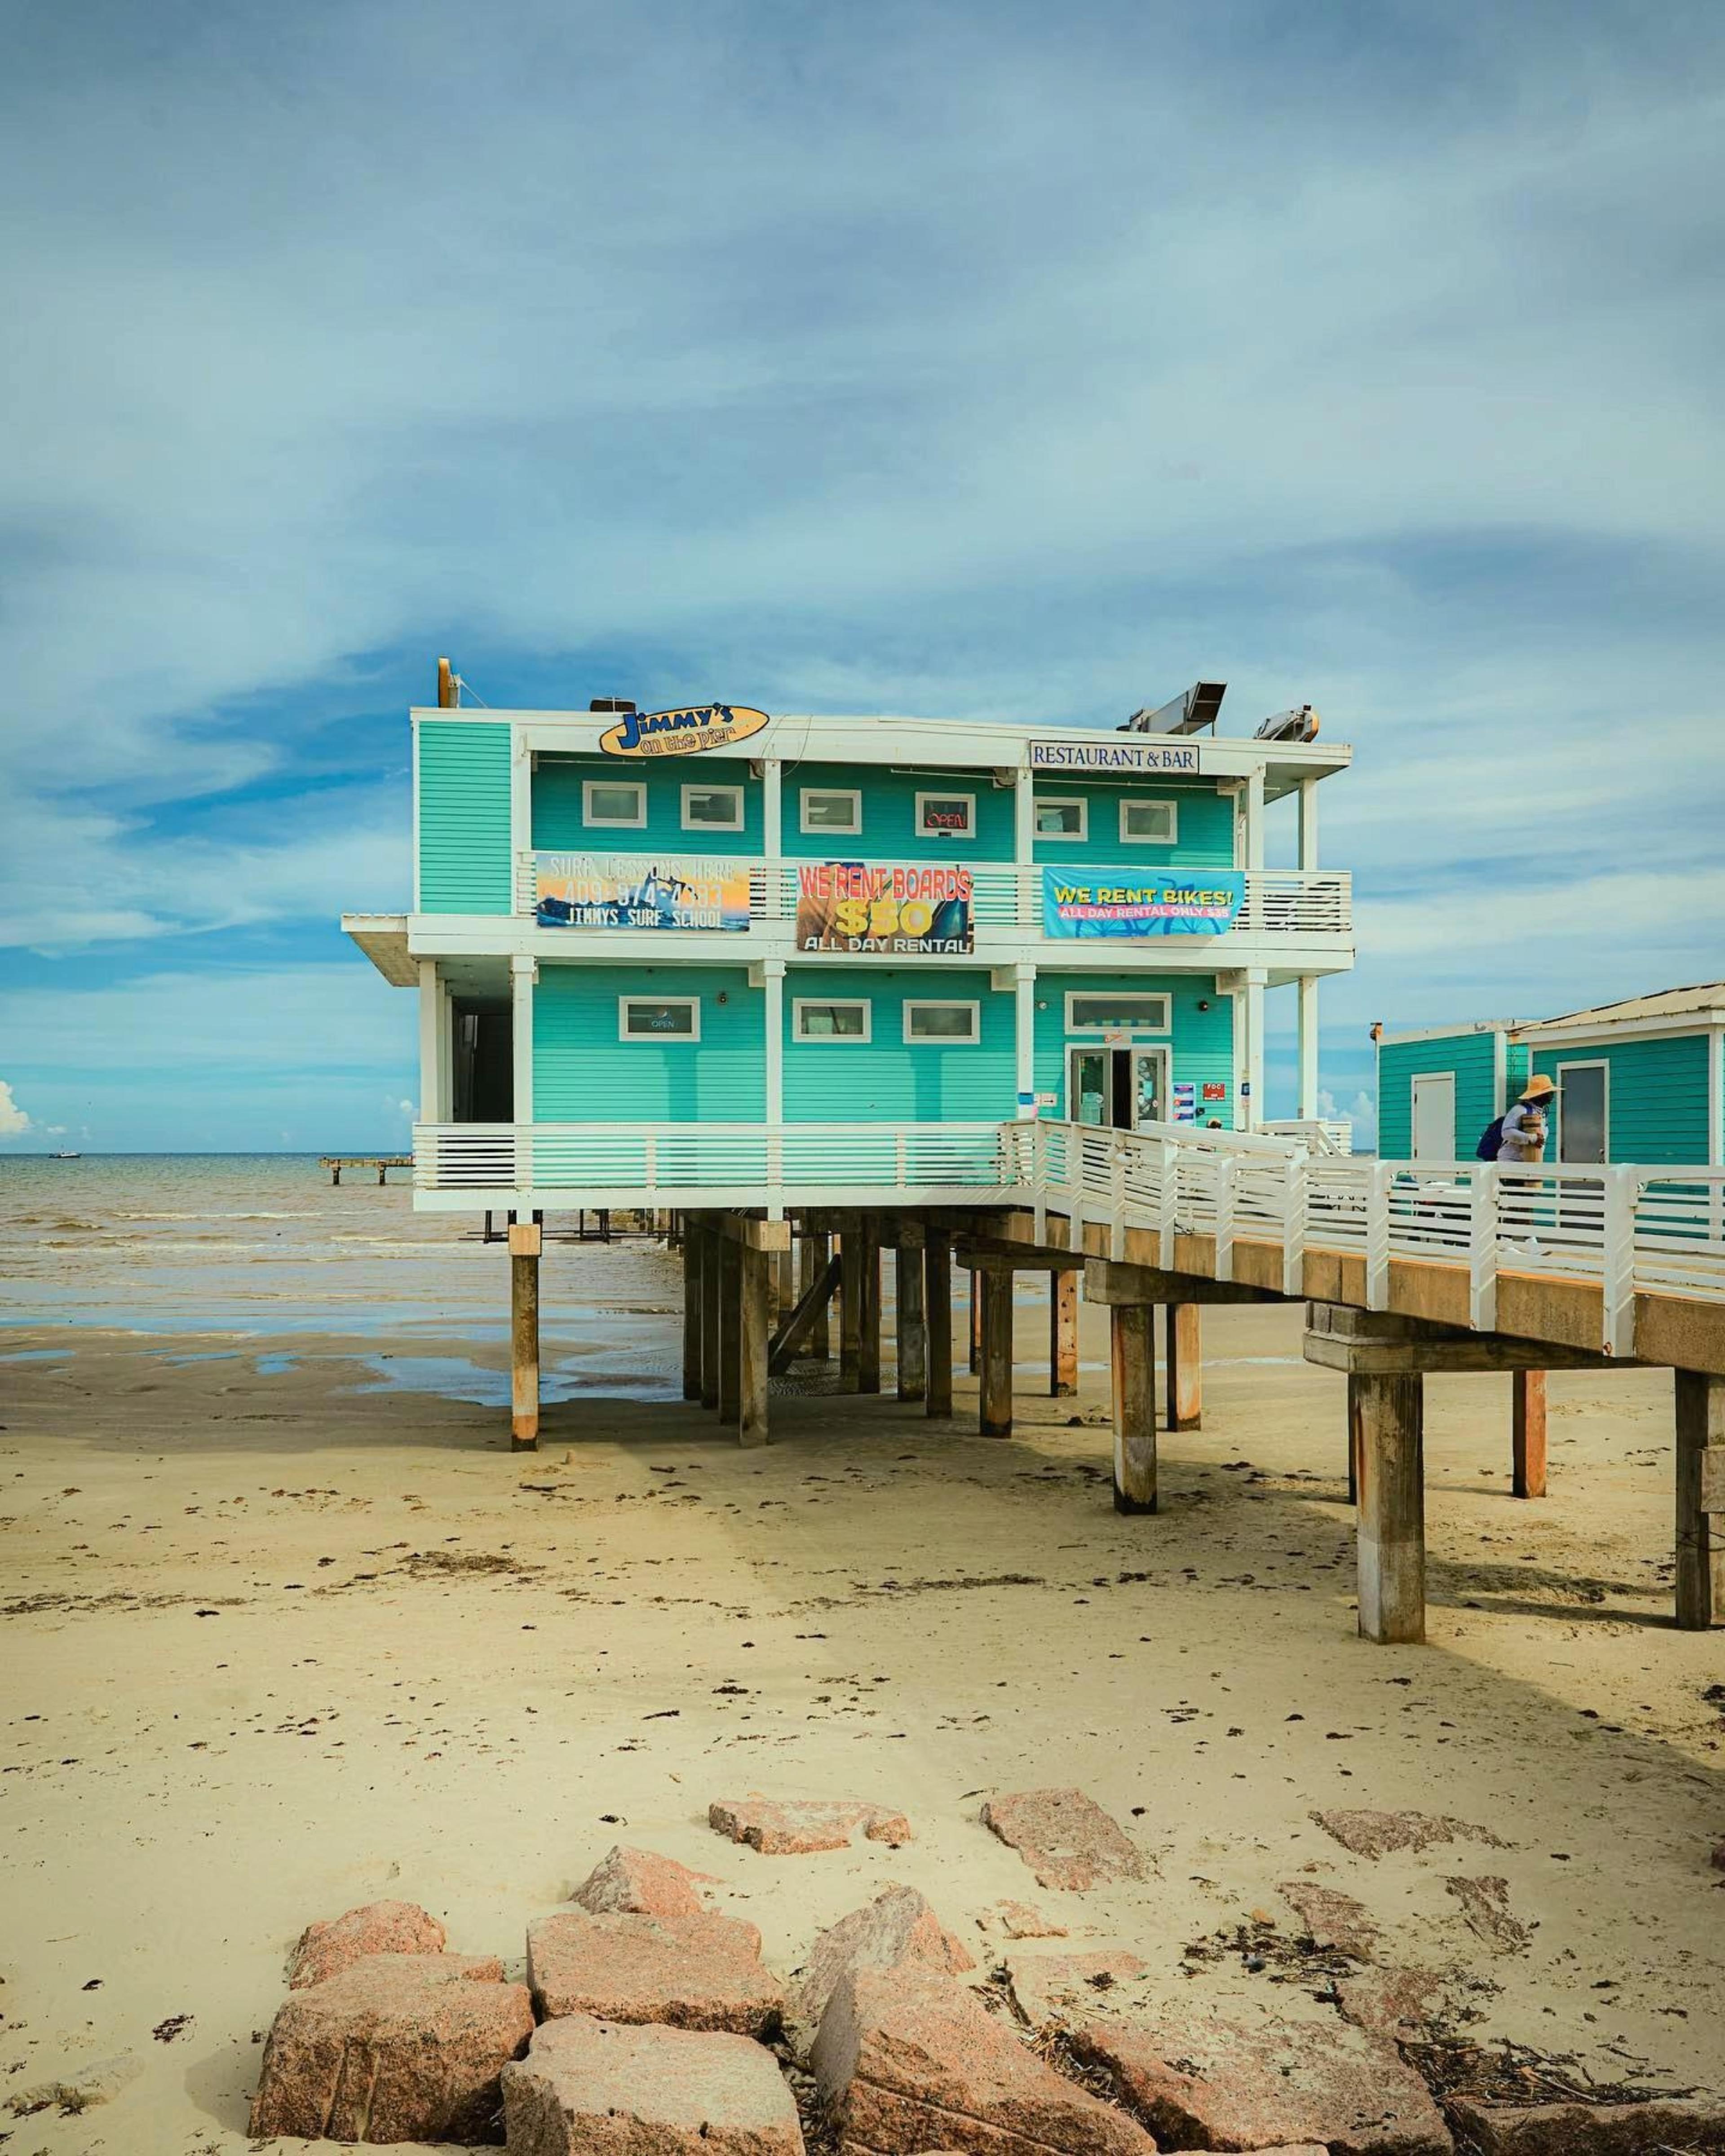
[762,959,786,1123]
[434,980,454,1122]
[1297,974,1320,1119]
[1244,765,1266,872]
[511,726,533,911]
[417,959,441,1124]
[1014,765,1035,864]
[510,954,536,1123]
[1243,967,1266,1131]
[1297,776,1319,871]
[761,757,782,862]
[1013,961,1037,1116]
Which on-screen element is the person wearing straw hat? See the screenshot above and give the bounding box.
[1497,1074,1555,1163]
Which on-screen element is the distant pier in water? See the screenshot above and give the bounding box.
[319,1156,411,1186]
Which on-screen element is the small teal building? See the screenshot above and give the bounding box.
[1376,986,1725,1166]
[346,691,1357,1211]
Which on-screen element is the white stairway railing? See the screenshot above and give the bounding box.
[511,854,1353,938]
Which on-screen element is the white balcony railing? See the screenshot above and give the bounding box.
[510,854,1352,939]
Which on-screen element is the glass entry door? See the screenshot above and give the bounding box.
[1070,1048,1110,1127]
[1129,1047,1169,1130]
[1067,1045,1171,1129]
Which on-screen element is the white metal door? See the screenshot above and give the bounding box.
[1411,1074,1456,1162]
[1557,1063,1608,1164]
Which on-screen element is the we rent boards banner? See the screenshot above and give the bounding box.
[1042,867,1244,938]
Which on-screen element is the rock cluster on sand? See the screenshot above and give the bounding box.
[526,1908,784,2034]
[1277,1878,1380,1959]
[571,1843,717,1920]
[249,1953,534,2144]
[789,1882,974,2037]
[981,1785,1147,1890]
[1310,1807,1504,1860]
[287,1897,448,1987]
[707,1793,912,1853]
[1447,2094,1725,2154]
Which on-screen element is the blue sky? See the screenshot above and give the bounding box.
[3,0,1722,1151]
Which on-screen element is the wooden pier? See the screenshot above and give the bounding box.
[320,1156,411,1186]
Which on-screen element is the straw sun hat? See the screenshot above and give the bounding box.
[1522,1075,1556,1099]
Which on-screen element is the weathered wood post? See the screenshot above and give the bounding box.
[1353,1371,1426,1645]
[978,1269,1014,1437]
[1674,1368,1721,1630]
[509,1220,541,1453]
[330,1163,341,1186]
[1512,1370,1547,1498]
[1109,1303,1157,1513]
[1347,1378,1362,1505]
[771,1246,796,1329]
[681,1220,703,1403]
[840,1229,861,1389]
[924,1225,953,1418]
[717,1234,743,1424]
[896,1230,927,1401]
[700,1220,721,1410]
[1165,1303,1202,1430]
[801,1232,832,1360]
[739,1246,770,1448]
[857,1221,883,1395]
[1049,1270,1078,1396]
[968,1270,982,1374]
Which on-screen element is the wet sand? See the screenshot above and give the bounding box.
[1,1173,1723,2150]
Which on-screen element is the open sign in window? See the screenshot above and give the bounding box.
[915,791,975,838]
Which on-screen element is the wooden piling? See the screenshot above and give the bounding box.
[699,1221,721,1410]
[840,1232,861,1389]
[978,1269,1014,1437]
[738,1246,770,1448]
[1109,1303,1157,1513]
[509,1221,541,1453]
[1511,1370,1547,1498]
[1353,1371,1426,1645]
[968,1270,982,1374]
[717,1235,742,1423]
[896,1237,927,1401]
[924,1226,953,1418]
[1049,1270,1078,1397]
[1674,1368,1721,1630]
[857,1221,882,1394]
[800,1233,832,1359]
[1165,1303,1202,1430]
[681,1222,703,1403]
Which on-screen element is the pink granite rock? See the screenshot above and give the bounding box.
[572,1844,717,1922]
[1448,2094,1725,2154]
[1073,2007,1453,2152]
[789,1884,974,2037]
[1310,1808,1504,1860]
[1005,1951,1150,2031]
[501,2013,806,2155]
[1442,1874,1529,1951]
[287,1898,448,1988]
[528,1909,783,2036]
[810,1965,1154,2155]
[1334,1965,1444,2044]
[1277,1879,1380,1959]
[708,1794,911,1854]
[981,1788,1146,1891]
[996,1900,1068,1940]
[249,1953,532,2144]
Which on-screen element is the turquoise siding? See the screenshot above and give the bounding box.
[1032,778,1234,867]
[781,763,1016,860]
[1548,1033,1710,1164]
[533,755,764,853]
[782,967,1014,1122]
[1032,971,1236,1127]
[533,964,765,1123]
[1376,1030,1520,1159]
[417,720,513,913]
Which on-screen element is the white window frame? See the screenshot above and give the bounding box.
[618,994,701,1042]
[792,996,872,1043]
[1034,794,1088,840]
[1118,796,1179,845]
[680,781,744,832]
[914,789,976,840]
[1555,1058,1610,1165]
[902,998,982,1045]
[584,777,648,829]
[799,787,862,836]
[1064,990,1172,1037]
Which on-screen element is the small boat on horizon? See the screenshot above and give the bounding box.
[49,1150,81,1159]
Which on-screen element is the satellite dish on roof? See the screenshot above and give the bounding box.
[1254,705,1320,742]
[1121,681,1227,735]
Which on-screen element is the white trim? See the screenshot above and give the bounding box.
[680,781,745,832]
[1515,1013,1725,1047]
[799,786,862,835]
[1493,1025,1508,1117]
[792,995,872,1043]
[1033,794,1088,840]
[903,998,982,1044]
[914,788,975,839]
[1297,973,1319,1119]
[1064,990,1172,1037]
[1377,1019,1522,1047]
[1555,1058,1610,1165]
[1710,1025,1724,1170]
[584,778,647,828]
[1117,796,1178,845]
[762,962,785,1122]
[511,954,536,1122]
[619,994,700,1041]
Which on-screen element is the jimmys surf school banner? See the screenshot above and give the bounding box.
[535,853,751,932]
[796,862,973,955]
[1041,867,1245,938]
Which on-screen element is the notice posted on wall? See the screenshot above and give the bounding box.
[795,862,973,954]
[534,853,751,932]
[1041,866,1244,938]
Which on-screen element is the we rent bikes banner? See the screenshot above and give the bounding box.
[1042,867,1244,938]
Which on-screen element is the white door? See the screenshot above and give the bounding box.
[1411,1074,1456,1162]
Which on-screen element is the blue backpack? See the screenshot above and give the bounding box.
[1475,1115,1507,1161]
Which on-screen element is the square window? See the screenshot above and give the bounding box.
[916,791,975,838]
[619,997,699,1040]
[1065,992,1170,1035]
[584,778,647,828]
[904,1000,980,1043]
[1035,796,1087,838]
[793,998,871,1041]
[681,783,744,831]
[1119,797,1177,844]
[800,789,862,834]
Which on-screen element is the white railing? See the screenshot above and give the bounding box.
[1262,1118,1354,1155]
[511,853,1352,939]
[413,1115,1725,1353]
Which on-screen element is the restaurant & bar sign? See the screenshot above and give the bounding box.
[796,862,973,954]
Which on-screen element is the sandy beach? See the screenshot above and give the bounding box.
[1,1160,1722,2151]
